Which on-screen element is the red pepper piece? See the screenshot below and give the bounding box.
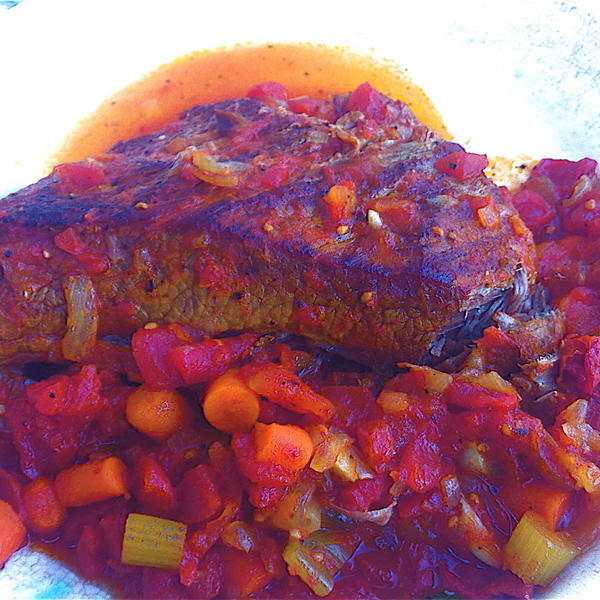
[169,333,259,385]
[347,82,387,121]
[246,81,288,102]
[435,151,488,181]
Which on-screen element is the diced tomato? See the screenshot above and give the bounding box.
[367,196,420,232]
[131,455,176,518]
[131,325,188,389]
[231,431,298,487]
[537,239,585,299]
[256,163,290,189]
[532,158,597,201]
[247,483,289,508]
[221,547,274,598]
[559,335,600,396]
[472,327,521,376]
[347,82,387,121]
[435,151,488,181]
[445,375,520,410]
[52,160,106,193]
[143,567,185,599]
[511,189,556,235]
[287,96,335,120]
[98,512,126,563]
[26,364,102,418]
[563,193,600,237]
[396,434,443,494]
[179,548,222,597]
[177,464,223,524]
[54,227,110,275]
[246,82,289,102]
[76,524,105,579]
[557,287,600,336]
[256,532,286,578]
[356,419,396,472]
[322,181,357,223]
[0,467,24,516]
[340,473,388,512]
[169,333,258,385]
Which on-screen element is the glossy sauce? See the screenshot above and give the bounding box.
[54,43,448,165]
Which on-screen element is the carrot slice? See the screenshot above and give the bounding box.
[126,386,190,440]
[254,422,314,471]
[203,370,260,434]
[0,499,26,568]
[243,364,334,421]
[55,456,129,507]
[22,477,65,534]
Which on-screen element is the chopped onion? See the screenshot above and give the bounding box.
[256,478,321,539]
[283,529,360,596]
[396,362,452,394]
[504,510,577,585]
[221,520,257,553]
[330,498,396,525]
[459,441,491,475]
[560,399,600,454]
[62,275,99,361]
[440,475,461,508]
[455,497,502,567]
[309,426,353,473]
[332,444,374,482]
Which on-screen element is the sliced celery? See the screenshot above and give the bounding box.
[121,513,187,569]
[504,510,578,586]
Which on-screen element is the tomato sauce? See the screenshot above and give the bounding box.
[53,43,448,165]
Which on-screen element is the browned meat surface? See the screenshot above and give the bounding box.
[0,86,536,366]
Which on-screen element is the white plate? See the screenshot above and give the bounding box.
[0,0,599,598]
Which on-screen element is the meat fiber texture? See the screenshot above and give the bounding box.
[0,89,536,366]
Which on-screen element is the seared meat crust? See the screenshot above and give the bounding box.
[0,92,536,365]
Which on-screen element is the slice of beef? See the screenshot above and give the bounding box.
[0,87,536,366]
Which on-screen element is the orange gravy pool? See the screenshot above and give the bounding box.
[54,43,448,165]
